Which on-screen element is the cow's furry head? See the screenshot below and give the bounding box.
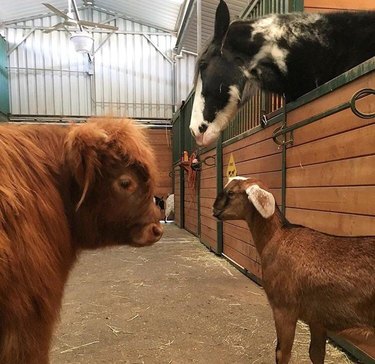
[64,118,162,247]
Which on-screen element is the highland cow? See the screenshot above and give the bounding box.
[0,118,163,364]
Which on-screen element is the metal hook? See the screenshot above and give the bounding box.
[350,88,375,119]
[202,155,216,167]
[272,125,294,146]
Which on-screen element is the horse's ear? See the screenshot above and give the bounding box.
[213,0,230,44]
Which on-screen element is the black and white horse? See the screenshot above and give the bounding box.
[190,0,375,146]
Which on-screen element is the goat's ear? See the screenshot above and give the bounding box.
[64,125,109,210]
[213,0,230,44]
[246,184,275,219]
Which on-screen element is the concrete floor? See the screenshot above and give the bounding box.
[51,224,355,364]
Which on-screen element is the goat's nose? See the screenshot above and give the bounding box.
[212,209,222,219]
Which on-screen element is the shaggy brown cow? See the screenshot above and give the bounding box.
[0,118,163,364]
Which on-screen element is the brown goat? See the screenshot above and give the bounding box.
[213,176,375,364]
[0,118,163,364]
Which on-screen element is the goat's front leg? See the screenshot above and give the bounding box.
[273,308,297,364]
[309,323,327,364]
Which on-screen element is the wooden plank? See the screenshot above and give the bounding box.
[223,245,262,279]
[286,207,375,236]
[223,138,280,164]
[200,226,217,243]
[224,222,253,244]
[287,155,375,187]
[286,186,375,216]
[287,72,375,126]
[304,0,375,10]
[287,123,375,168]
[200,215,217,230]
[224,122,282,154]
[230,153,282,175]
[291,106,375,147]
[223,235,260,263]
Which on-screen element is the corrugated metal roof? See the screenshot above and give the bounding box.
[1,0,249,52]
[0,0,185,33]
[177,0,249,54]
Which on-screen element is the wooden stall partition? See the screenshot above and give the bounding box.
[304,0,375,12]
[184,170,199,236]
[199,148,218,251]
[284,68,375,360]
[146,128,173,197]
[146,128,173,221]
[174,166,181,227]
[221,124,283,281]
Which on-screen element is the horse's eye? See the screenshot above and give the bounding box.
[227,191,235,198]
[199,62,208,71]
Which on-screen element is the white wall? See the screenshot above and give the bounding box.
[5,8,196,120]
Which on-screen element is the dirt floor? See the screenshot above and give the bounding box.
[51,224,356,364]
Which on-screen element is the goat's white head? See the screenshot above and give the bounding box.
[213,176,275,220]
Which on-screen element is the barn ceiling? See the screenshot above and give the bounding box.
[0,0,249,53]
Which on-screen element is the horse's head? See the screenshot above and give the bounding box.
[190,0,258,147]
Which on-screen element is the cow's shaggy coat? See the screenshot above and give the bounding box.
[0,118,162,364]
[189,0,375,146]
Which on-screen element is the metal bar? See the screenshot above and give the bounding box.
[92,32,115,57]
[281,95,287,216]
[174,0,196,54]
[197,0,202,53]
[7,28,36,55]
[142,34,173,64]
[216,133,223,255]
[273,101,350,139]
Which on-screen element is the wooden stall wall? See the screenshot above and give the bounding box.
[184,170,199,236]
[304,0,375,12]
[222,125,283,280]
[199,148,218,251]
[285,71,375,236]
[174,166,181,227]
[284,69,375,359]
[147,129,173,197]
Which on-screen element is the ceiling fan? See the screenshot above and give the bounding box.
[42,0,118,33]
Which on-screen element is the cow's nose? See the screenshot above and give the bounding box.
[151,223,163,241]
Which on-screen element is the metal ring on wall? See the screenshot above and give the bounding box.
[350,88,375,119]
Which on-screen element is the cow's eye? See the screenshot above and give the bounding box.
[119,178,131,189]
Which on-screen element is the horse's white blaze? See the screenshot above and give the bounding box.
[190,74,206,145]
[190,74,241,146]
[202,85,240,146]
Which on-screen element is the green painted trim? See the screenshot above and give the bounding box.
[281,97,287,215]
[197,172,201,238]
[222,113,282,148]
[216,134,224,255]
[273,101,350,138]
[328,333,375,364]
[289,0,304,11]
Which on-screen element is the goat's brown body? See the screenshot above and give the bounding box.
[213,177,375,363]
[0,120,162,364]
[260,212,375,333]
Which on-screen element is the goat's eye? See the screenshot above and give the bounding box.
[119,178,131,189]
